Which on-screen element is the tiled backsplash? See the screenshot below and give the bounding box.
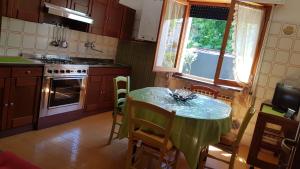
[0,17,119,59]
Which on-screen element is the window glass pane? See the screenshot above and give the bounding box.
[220,5,264,83]
[155,0,186,69]
[181,17,230,80]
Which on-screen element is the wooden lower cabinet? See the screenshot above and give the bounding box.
[85,67,130,114]
[0,66,43,131]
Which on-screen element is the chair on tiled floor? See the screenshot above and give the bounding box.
[108,76,130,145]
[126,96,180,169]
[201,105,256,169]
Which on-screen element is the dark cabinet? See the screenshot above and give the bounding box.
[85,67,130,114]
[1,0,7,16]
[7,0,41,22]
[70,0,91,14]
[89,0,108,35]
[46,0,70,8]
[120,7,135,40]
[0,66,42,131]
[103,0,124,38]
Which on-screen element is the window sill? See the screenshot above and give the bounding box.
[173,73,243,92]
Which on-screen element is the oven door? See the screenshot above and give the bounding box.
[40,76,87,117]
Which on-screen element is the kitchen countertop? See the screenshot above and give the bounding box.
[0,57,129,68]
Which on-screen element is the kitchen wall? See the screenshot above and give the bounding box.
[154,0,300,145]
[0,17,118,59]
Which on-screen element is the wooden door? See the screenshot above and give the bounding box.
[70,0,91,14]
[103,0,124,38]
[46,0,69,8]
[85,76,102,112]
[100,75,114,109]
[0,78,10,130]
[7,0,41,22]
[6,77,41,129]
[89,0,108,35]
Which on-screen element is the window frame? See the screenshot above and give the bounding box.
[153,0,272,89]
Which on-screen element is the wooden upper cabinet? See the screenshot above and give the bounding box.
[70,0,91,14]
[1,0,8,16]
[7,0,41,22]
[46,0,70,8]
[103,0,124,38]
[120,7,135,40]
[89,0,108,35]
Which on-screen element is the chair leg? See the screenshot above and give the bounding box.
[229,153,237,169]
[107,112,117,145]
[126,139,134,169]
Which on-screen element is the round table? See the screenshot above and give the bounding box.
[119,87,232,169]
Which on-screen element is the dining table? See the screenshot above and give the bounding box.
[119,87,232,169]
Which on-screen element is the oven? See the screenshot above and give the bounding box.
[39,65,88,117]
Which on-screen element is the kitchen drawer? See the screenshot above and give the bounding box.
[88,67,130,76]
[0,68,11,78]
[12,67,43,77]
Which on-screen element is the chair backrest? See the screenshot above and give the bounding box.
[127,96,176,151]
[234,106,256,147]
[191,84,219,98]
[113,76,130,108]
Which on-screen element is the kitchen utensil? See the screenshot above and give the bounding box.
[50,24,59,47]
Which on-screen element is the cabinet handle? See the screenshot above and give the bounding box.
[26,70,32,74]
[4,103,8,107]
[10,103,14,106]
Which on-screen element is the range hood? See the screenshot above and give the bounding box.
[44,2,93,24]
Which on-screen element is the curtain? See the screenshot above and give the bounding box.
[233,4,264,83]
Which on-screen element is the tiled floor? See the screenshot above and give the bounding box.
[0,112,277,169]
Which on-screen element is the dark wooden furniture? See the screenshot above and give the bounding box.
[85,67,130,115]
[46,0,70,8]
[89,0,108,35]
[6,0,41,22]
[247,103,299,169]
[0,66,43,132]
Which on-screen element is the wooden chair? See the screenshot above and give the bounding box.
[191,84,219,98]
[202,106,256,169]
[108,76,130,145]
[126,96,180,169]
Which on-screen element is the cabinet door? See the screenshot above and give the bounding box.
[1,0,8,16]
[6,77,41,129]
[71,0,91,14]
[100,75,114,109]
[89,0,108,35]
[0,78,10,130]
[46,0,69,8]
[103,0,124,38]
[120,7,135,40]
[85,76,102,112]
[7,0,41,22]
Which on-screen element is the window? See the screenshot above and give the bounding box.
[153,0,271,88]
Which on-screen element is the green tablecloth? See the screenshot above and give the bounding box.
[119,87,232,169]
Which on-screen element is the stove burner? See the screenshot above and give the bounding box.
[40,55,73,64]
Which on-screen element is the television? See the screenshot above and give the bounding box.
[272,83,300,114]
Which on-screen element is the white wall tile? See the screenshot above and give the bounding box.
[79,32,88,42]
[24,22,37,34]
[271,63,286,77]
[277,37,293,50]
[6,48,20,56]
[268,76,282,88]
[275,50,289,63]
[256,87,265,99]
[0,31,7,47]
[264,88,275,100]
[37,24,49,36]
[71,30,79,41]
[9,18,24,32]
[290,53,300,65]
[0,48,5,55]
[36,37,48,50]
[7,33,22,47]
[266,36,278,48]
[69,41,78,52]
[293,39,300,52]
[22,35,36,49]
[286,66,300,79]
[269,22,282,35]
[260,62,272,74]
[263,49,275,62]
[1,17,9,30]
[258,74,268,86]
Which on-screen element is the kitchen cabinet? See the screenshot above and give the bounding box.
[103,0,124,38]
[1,0,7,16]
[85,67,130,114]
[46,0,70,8]
[89,0,108,35]
[120,7,135,40]
[7,0,41,22]
[70,0,91,14]
[0,66,42,131]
